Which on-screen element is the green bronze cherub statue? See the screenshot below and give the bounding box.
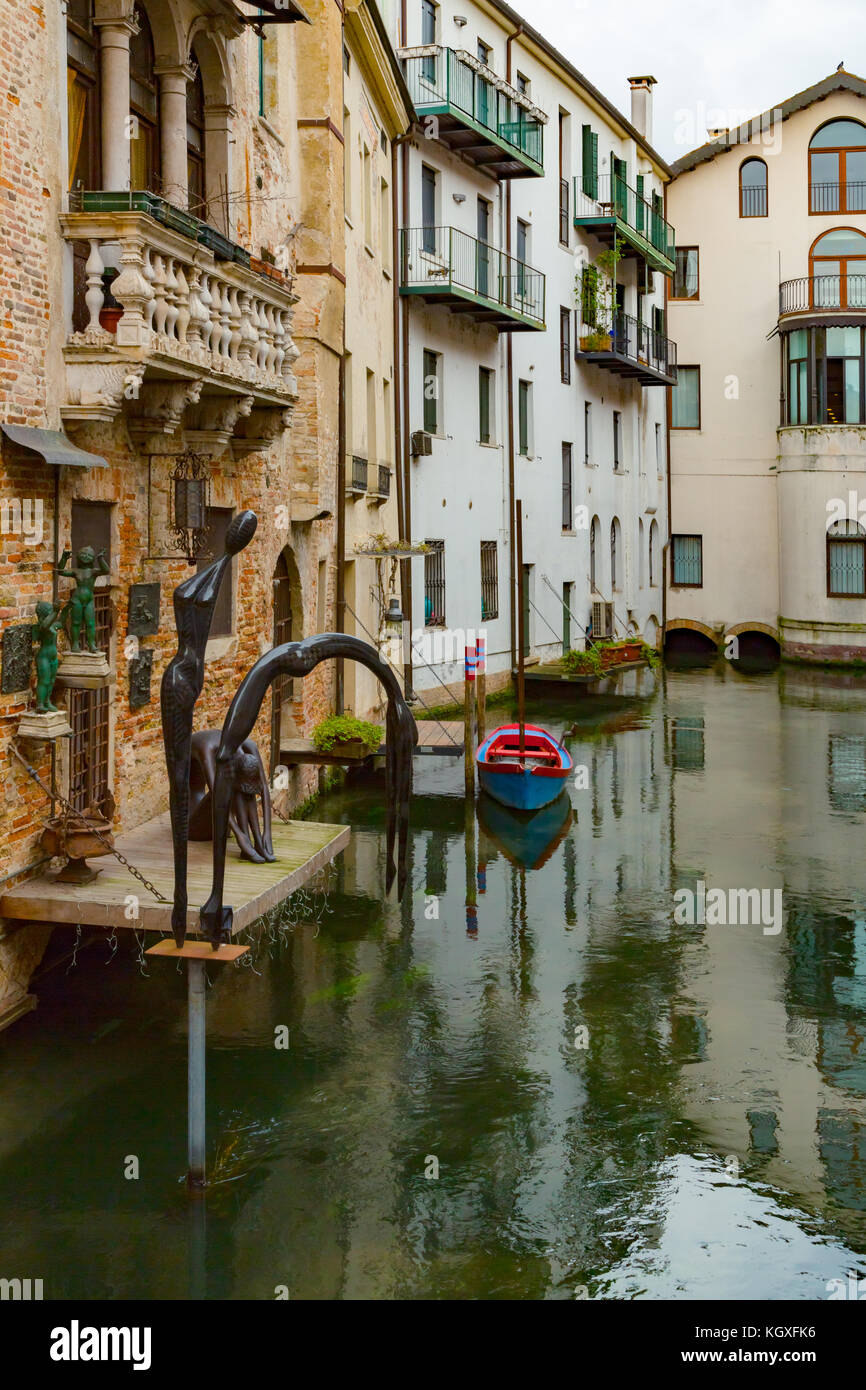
[56,544,110,652]
[32,600,63,712]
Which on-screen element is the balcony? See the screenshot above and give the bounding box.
[779,274,866,320]
[374,465,391,499]
[349,456,368,494]
[810,181,866,214]
[573,173,676,277]
[576,312,677,387]
[400,226,545,332]
[401,46,545,179]
[59,195,299,443]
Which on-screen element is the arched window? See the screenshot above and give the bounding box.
[130,7,160,191]
[809,119,866,213]
[186,57,207,217]
[638,518,645,588]
[740,157,767,217]
[649,520,659,588]
[828,518,866,596]
[809,227,866,309]
[610,517,620,591]
[590,515,599,591]
[66,0,100,190]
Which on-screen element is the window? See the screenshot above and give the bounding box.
[613,411,622,470]
[638,518,645,587]
[186,59,206,216]
[673,247,699,299]
[561,443,573,530]
[480,541,498,619]
[516,219,529,299]
[66,0,100,191]
[785,323,865,425]
[809,119,866,213]
[518,379,531,454]
[477,195,491,297]
[421,164,437,253]
[739,158,768,217]
[381,177,392,272]
[421,0,437,81]
[581,124,598,199]
[649,519,659,587]
[809,227,866,309]
[366,369,377,464]
[560,307,571,383]
[516,72,530,95]
[610,518,620,589]
[827,519,866,596]
[590,515,599,589]
[424,539,445,627]
[129,7,160,192]
[655,422,663,475]
[423,349,440,434]
[362,144,373,246]
[671,534,703,587]
[478,366,493,443]
[477,40,491,65]
[197,508,234,635]
[584,401,592,464]
[672,365,701,429]
[343,110,352,218]
[558,111,570,245]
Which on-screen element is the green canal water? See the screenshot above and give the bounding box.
[3,663,866,1300]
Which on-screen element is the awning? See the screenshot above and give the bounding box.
[0,424,108,469]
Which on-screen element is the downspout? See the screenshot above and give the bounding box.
[400,133,413,699]
[336,344,347,714]
[662,179,671,650]
[505,24,523,675]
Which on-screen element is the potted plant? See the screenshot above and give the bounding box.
[311,713,384,760]
[576,236,624,351]
[561,647,603,677]
[98,268,123,334]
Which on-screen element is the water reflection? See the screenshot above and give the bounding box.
[2,667,866,1296]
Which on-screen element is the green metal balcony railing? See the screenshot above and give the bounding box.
[400,225,545,331]
[573,173,676,275]
[403,47,544,177]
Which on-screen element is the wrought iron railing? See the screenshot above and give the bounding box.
[779,275,866,314]
[351,456,368,492]
[809,181,866,214]
[400,225,545,326]
[578,309,677,380]
[740,184,767,217]
[402,47,544,167]
[573,173,676,265]
[376,465,391,497]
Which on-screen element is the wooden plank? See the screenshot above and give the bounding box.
[146,940,249,961]
[280,737,372,766]
[0,812,350,936]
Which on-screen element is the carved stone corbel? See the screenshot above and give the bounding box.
[126,378,204,446]
[231,406,293,457]
[184,394,255,456]
[62,360,147,423]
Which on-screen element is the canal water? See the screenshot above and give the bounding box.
[2,663,866,1300]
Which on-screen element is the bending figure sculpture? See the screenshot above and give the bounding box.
[188,730,275,864]
[161,510,258,946]
[199,633,417,947]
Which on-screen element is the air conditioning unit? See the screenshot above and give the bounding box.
[591,599,614,638]
[410,430,433,457]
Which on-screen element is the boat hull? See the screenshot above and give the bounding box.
[476,724,572,812]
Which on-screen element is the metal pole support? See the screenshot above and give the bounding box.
[188,958,207,1191]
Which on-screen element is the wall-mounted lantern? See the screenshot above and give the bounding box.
[170,450,211,563]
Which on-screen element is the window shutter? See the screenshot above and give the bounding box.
[636,173,645,233]
[582,125,598,199]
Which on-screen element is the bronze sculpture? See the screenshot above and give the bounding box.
[160,510,257,946]
[32,600,63,712]
[198,633,417,947]
[188,730,275,864]
[56,545,110,652]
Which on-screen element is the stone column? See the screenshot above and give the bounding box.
[157,63,194,209]
[204,104,237,235]
[95,16,137,190]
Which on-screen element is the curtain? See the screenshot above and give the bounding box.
[67,67,87,190]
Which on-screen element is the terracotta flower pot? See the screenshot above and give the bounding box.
[99,306,124,334]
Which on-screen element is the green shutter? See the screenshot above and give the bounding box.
[636,174,645,233]
[612,155,627,218]
[479,368,490,443]
[582,125,598,199]
[518,381,529,454]
[423,350,437,433]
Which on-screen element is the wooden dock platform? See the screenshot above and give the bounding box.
[282,718,463,764]
[524,659,650,686]
[0,811,349,937]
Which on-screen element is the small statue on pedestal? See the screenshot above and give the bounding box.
[56,545,110,652]
[32,601,62,712]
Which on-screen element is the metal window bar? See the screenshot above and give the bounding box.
[400,225,546,326]
[779,275,866,313]
[740,183,768,216]
[828,538,866,595]
[672,535,702,585]
[424,539,445,627]
[351,455,368,491]
[810,181,866,214]
[402,48,544,166]
[480,540,498,619]
[67,588,111,815]
[573,172,677,263]
[377,465,391,497]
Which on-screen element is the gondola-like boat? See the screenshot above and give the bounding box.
[476,724,572,811]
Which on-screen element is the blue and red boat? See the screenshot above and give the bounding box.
[476,723,572,812]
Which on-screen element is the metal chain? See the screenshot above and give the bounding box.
[9,742,171,905]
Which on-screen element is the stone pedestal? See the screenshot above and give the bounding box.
[55,649,111,689]
[17,709,73,741]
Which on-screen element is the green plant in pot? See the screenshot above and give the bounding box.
[576,235,624,351]
[311,713,383,758]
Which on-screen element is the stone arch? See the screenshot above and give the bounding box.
[186,21,233,231]
[645,614,660,648]
[724,620,779,641]
[131,0,186,69]
[664,617,719,663]
[664,618,718,643]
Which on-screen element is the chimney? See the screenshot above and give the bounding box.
[628,75,657,142]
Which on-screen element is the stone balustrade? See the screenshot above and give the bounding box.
[59,210,299,424]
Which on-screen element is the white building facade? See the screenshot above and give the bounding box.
[666,72,866,665]
[387,0,674,699]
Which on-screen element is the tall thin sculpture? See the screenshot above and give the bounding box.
[161,511,258,946]
[199,634,417,947]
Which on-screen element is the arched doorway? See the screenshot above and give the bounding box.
[270,551,294,773]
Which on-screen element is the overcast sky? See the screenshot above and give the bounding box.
[522,0,862,160]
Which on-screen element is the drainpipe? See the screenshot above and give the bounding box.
[505,24,523,675]
[336,346,346,715]
[400,134,414,699]
[663,180,672,650]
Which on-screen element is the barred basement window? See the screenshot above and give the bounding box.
[425,539,445,627]
[671,533,703,587]
[480,541,498,620]
[827,518,866,595]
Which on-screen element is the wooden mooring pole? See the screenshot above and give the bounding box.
[476,633,486,742]
[464,642,478,933]
[464,641,477,798]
